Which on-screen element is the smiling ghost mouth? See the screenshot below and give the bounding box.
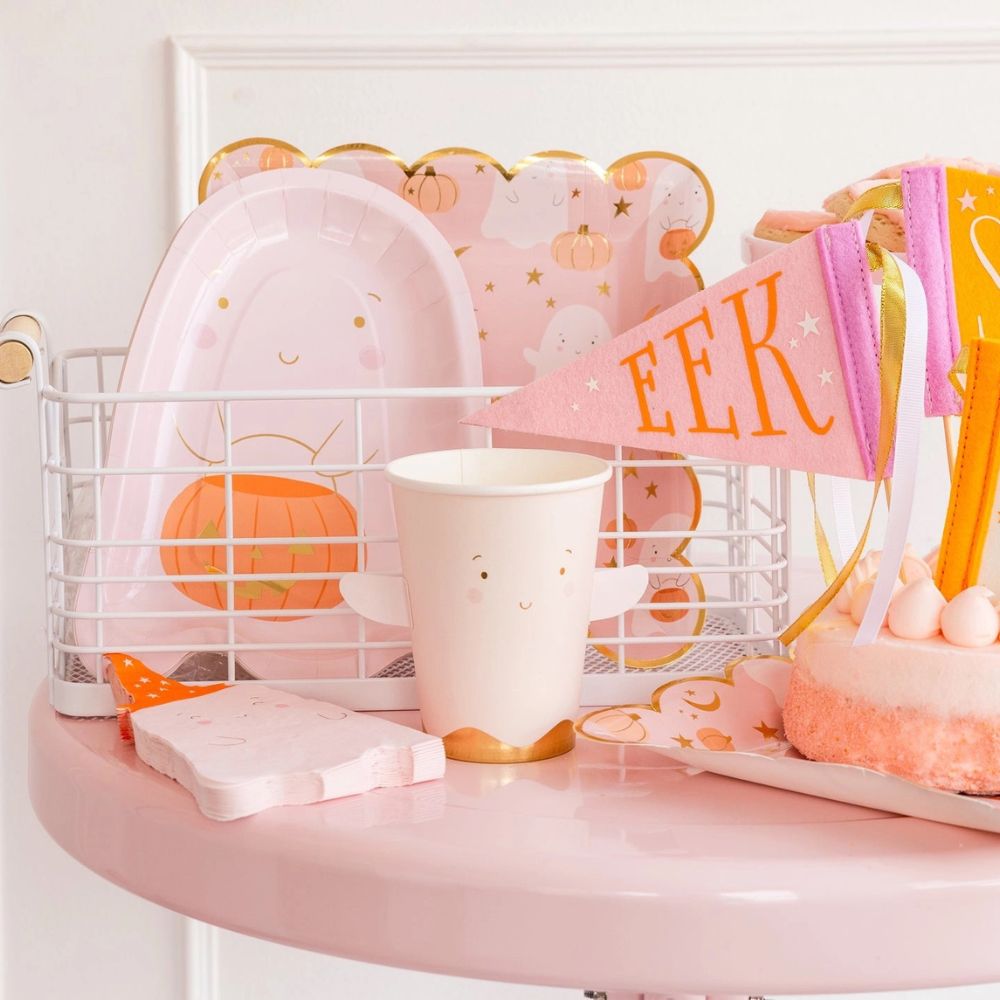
[278,351,300,365]
[519,601,533,610]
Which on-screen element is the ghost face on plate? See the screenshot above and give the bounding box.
[523,304,612,380]
[481,160,569,249]
[178,272,385,472]
[644,164,709,281]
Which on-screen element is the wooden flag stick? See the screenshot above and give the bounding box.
[943,414,957,480]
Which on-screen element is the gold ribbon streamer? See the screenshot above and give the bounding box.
[780,196,907,646]
[806,472,838,586]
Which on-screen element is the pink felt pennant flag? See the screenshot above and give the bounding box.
[467,222,884,480]
[901,166,963,416]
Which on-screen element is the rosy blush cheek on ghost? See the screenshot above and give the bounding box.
[563,580,575,597]
[359,346,385,370]
[195,325,217,349]
[466,587,484,604]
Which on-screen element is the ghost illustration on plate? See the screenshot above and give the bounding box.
[523,304,612,380]
[644,162,709,281]
[75,169,483,682]
[481,160,570,249]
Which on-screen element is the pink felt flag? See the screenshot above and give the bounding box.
[467,222,884,480]
[901,166,963,416]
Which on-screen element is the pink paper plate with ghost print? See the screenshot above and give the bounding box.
[200,141,710,664]
[577,656,1000,835]
[75,168,482,680]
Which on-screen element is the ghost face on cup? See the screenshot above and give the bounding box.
[463,542,583,621]
[644,164,709,281]
[523,304,612,379]
[481,160,570,249]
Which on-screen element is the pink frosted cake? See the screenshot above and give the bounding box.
[784,551,1000,793]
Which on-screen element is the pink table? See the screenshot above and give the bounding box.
[28,684,1000,998]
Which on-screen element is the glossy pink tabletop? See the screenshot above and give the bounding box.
[28,685,1000,996]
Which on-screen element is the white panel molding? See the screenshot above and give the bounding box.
[170,28,1000,217]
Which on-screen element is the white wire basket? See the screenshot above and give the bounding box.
[7,333,790,717]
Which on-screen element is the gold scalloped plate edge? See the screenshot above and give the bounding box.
[574,654,794,745]
[197,138,714,278]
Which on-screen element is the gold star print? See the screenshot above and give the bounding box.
[644,482,658,499]
[673,735,695,749]
[596,281,611,297]
[571,188,581,198]
[604,556,618,568]
[545,297,556,308]
[622,455,639,479]
[613,196,632,217]
[478,329,488,341]
[753,721,781,740]
[685,689,695,696]
[212,170,222,181]
[527,268,543,285]
[475,163,486,173]
[484,281,495,292]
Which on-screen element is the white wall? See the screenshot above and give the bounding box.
[3,2,1000,997]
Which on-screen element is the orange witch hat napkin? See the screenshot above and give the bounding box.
[465,221,885,480]
[104,653,228,743]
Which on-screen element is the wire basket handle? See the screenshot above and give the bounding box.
[0,312,44,388]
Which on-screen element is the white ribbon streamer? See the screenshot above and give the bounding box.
[853,255,928,646]
[829,475,859,565]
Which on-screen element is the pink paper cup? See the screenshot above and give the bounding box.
[386,448,611,762]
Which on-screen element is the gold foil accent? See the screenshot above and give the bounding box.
[576,654,791,745]
[780,238,907,645]
[442,719,575,763]
[196,140,714,271]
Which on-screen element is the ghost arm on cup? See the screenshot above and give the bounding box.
[340,574,412,627]
[340,564,646,627]
[589,564,648,620]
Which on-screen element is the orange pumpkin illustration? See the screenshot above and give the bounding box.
[611,161,647,191]
[696,727,735,752]
[650,586,688,624]
[592,708,647,743]
[160,474,358,621]
[399,165,459,213]
[258,145,298,171]
[551,224,613,271]
[659,227,697,260]
[603,513,637,550]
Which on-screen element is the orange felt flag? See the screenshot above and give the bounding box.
[936,339,1000,599]
[104,652,228,743]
